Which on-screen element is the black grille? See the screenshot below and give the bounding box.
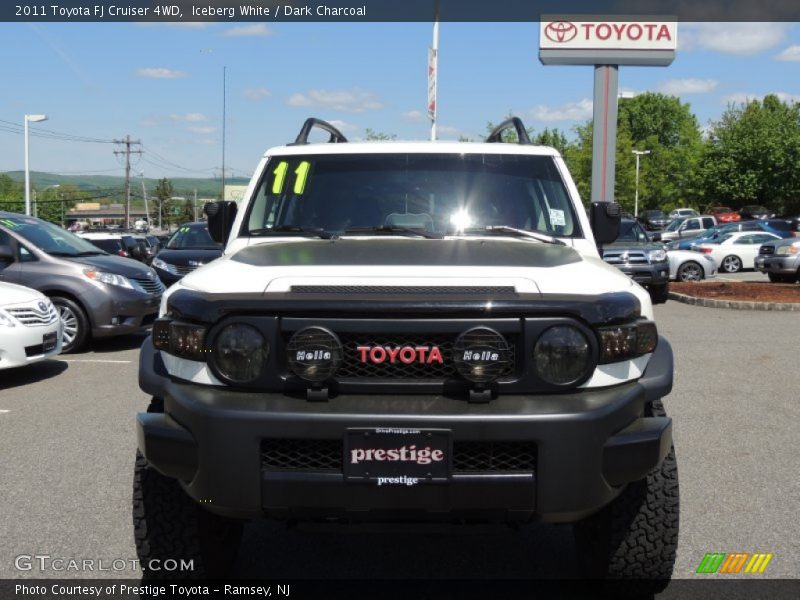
[291,286,517,295]
[329,333,516,380]
[25,343,46,357]
[759,246,775,255]
[132,276,165,295]
[174,264,196,276]
[260,439,536,473]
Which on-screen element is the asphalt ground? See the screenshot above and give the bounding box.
[0,298,798,590]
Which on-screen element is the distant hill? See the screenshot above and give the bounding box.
[2,171,250,200]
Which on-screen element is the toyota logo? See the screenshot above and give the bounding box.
[544,21,578,43]
[37,301,47,313]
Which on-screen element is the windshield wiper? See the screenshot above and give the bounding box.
[344,226,442,239]
[74,251,107,256]
[457,226,566,246]
[249,226,336,240]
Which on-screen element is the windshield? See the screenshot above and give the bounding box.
[244,153,582,238]
[617,221,648,242]
[166,225,219,250]
[0,214,105,256]
[665,218,685,232]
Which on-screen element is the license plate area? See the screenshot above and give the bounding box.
[42,331,57,352]
[344,428,451,484]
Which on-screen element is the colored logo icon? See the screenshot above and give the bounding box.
[544,21,578,43]
[696,552,774,574]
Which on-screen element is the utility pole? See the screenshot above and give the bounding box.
[193,189,198,221]
[113,135,142,229]
[221,66,227,200]
[428,2,439,141]
[632,150,651,217]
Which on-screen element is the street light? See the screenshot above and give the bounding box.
[632,149,651,217]
[24,114,48,216]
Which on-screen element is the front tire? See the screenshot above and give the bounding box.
[721,255,742,273]
[648,283,670,305]
[574,401,679,595]
[133,399,243,579]
[677,261,704,282]
[50,295,89,353]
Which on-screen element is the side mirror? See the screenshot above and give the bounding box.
[0,245,14,262]
[589,202,621,245]
[651,232,662,242]
[205,201,238,245]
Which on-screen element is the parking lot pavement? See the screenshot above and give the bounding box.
[714,269,768,282]
[0,301,798,582]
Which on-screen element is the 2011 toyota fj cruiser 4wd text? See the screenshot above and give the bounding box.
[134,118,678,589]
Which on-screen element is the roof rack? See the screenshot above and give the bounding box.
[485,117,532,145]
[291,118,349,145]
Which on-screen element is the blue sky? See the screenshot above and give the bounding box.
[0,21,798,180]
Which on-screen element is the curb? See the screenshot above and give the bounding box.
[668,291,800,311]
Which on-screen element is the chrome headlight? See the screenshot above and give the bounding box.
[533,326,592,386]
[152,257,176,274]
[647,248,667,263]
[212,323,269,383]
[83,268,133,289]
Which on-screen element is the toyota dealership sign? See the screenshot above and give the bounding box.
[539,17,677,66]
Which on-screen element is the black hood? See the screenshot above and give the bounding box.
[230,238,582,269]
[155,248,223,266]
[61,254,154,277]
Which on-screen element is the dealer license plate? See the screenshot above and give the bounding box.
[344,427,451,484]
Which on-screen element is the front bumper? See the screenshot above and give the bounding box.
[0,320,62,369]
[137,336,674,524]
[153,266,182,286]
[754,255,800,275]
[610,263,670,287]
[89,286,161,338]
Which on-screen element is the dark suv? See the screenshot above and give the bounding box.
[602,218,670,304]
[638,209,669,231]
[150,223,222,286]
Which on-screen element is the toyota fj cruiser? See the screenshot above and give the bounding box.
[134,118,678,588]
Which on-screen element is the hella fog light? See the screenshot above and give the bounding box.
[533,326,591,386]
[453,327,510,383]
[597,321,658,364]
[212,323,269,383]
[286,327,343,382]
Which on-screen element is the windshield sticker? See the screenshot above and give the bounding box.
[271,161,289,194]
[549,208,566,227]
[0,218,20,229]
[293,161,311,194]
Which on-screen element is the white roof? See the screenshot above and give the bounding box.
[265,140,562,158]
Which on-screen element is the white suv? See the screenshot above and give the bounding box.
[134,117,678,588]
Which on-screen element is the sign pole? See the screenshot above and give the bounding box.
[429,1,439,141]
[590,65,619,204]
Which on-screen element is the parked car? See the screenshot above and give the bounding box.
[601,217,670,303]
[706,206,741,223]
[668,208,699,219]
[694,231,781,273]
[151,222,223,286]
[666,250,717,282]
[668,220,795,251]
[659,215,717,242]
[754,238,800,283]
[739,205,775,220]
[0,212,164,352]
[638,209,670,231]
[78,232,145,261]
[0,281,62,369]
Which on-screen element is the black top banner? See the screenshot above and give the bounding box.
[3,1,800,22]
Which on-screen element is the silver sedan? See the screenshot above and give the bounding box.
[667,250,718,282]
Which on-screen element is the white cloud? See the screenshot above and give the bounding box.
[243,87,271,100]
[657,78,719,95]
[287,88,383,113]
[529,99,593,123]
[775,45,800,61]
[223,24,273,37]
[187,126,216,134]
[401,110,424,122]
[723,92,800,105]
[136,67,187,79]
[436,125,473,140]
[327,120,359,133]
[195,139,217,146]
[679,23,789,55]
[171,113,207,123]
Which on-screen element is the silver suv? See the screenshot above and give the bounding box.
[755,238,800,283]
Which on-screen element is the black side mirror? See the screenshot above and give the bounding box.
[205,201,238,245]
[651,232,662,242]
[589,202,621,245]
[0,245,14,262]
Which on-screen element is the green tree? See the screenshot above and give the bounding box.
[36,184,89,225]
[365,128,397,141]
[152,178,175,230]
[701,94,800,216]
[0,174,23,213]
[179,198,195,223]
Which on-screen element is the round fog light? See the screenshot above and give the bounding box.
[534,326,591,386]
[212,323,269,383]
[453,327,510,383]
[286,327,343,382]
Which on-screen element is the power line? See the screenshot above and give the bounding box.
[0,119,116,144]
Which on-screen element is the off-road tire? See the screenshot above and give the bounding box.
[574,399,679,597]
[133,398,243,580]
[648,283,670,305]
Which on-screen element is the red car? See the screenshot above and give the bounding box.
[707,206,741,223]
